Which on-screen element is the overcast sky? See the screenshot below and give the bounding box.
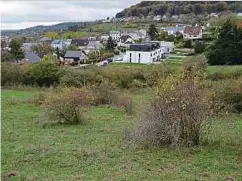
[0,0,141,30]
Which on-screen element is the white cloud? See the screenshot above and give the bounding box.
[0,0,141,30]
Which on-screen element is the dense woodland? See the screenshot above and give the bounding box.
[116,1,242,18]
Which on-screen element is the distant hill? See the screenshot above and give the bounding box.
[116,1,242,18]
[22,22,87,32]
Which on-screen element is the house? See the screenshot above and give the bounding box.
[117,35,135,48]
[209,13,219,18]
[20,52,41,64]
[64,50,87,64]
[100,35,110,41]
[171,15,179,20]
[128,29,147,41]
[71,39,89,50]
[87,37,96,41]
[153,15,162,21]
[183,26,203,40]
[22,43,38,52]
[109,31,121,41]
[165,26,184,36]
[86,41,102,51]
[51,39,72,50]
[159,41,175,53]
[39,37,52,42]
[123,42,164,64]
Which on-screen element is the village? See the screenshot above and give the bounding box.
[2,11,242,67]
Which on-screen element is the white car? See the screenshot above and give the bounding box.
[113,56,123,62]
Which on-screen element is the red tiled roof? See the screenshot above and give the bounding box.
[183,26,202,36]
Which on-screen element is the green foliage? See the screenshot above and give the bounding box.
[62,31,88,39]
[60,67,102,88]
[116,1,242,18]
[24,60,61,87]
[106,36,115,51]
[206,20,242,65]
[148,24,158,41]
[1,63,24,86]
[87,51,100,63]
[210,78,242,113]
[194,41,206,54]
[9,38,25,61]
[31,43,54,58]
[1,51,13,62]
[103,52,114,59]
[44,32,59,39]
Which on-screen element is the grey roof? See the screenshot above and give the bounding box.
[24,52,41,63]
[22,43,38,52]
[120,35,132,42]
[40,37,52,42]
[64,51,82,58]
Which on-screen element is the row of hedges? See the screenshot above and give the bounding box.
[1,62,176,89]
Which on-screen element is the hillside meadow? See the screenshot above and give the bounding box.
[1,61,242,180]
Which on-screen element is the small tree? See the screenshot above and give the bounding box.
[194,41,206,54]
[87,51,100,63]
[106,36,115,51]
[148,24,158,41]
[9,38,25,62]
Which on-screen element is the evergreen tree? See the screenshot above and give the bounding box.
[9,38,25,63]
[106,36,115,51]
[148,24,158,41]
[206,20,242,65]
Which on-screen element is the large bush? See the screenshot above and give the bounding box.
[128,72,211,147]
[39,88,92,125]
[1,63,25,86]
[60,67,103,88]
[24,60,61,87]
[210,78,242,113]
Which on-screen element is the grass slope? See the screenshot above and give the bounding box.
[1,89,242,180]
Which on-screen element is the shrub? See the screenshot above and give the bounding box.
[90,80,116,105]
[60,67,103,88]
[39,88,92,125]
[143,64,174,87]
[24,60,61,87]
[103,52,114,59]
[1,63,25,86]
[90,80,133,114]
[210,78,242,113]
[111,93,133,115]
[128,72,211,147]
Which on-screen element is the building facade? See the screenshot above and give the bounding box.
[123,42,164,64]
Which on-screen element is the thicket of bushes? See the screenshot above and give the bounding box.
[36,80,133,125]
[1,62,175,89]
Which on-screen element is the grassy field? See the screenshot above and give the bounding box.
[2,89,242,181]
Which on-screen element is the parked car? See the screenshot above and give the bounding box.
[113,56,123,62]
[107,58,113,63]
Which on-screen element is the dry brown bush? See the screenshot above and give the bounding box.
[90,80,133,114]
[128,73,211,147]
[38,88,92,125]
